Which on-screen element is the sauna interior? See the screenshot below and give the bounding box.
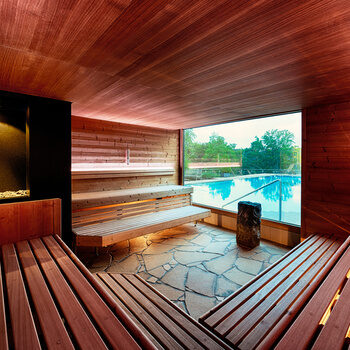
[0,1,349,349]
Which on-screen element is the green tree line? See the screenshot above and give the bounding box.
[184,129,300,173]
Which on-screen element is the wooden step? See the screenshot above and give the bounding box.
[74,205,210,247]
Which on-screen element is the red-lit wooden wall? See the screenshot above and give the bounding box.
[302,101,350,240]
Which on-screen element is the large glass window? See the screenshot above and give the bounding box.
[184,112,301,226]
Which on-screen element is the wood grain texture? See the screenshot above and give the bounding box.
[275,245,350,350]
[96,273,229,350]
[0,198,61,245]
[71,116,179,193]
[42,235,142,350]
[2,1,350,128]
[29,238,108,349]
[199,233,346,349]
[0,262,8,350]
[2,244,41,349]
[16,240,74,349]
[72,185,193,210]
[302,102,350,239]
[74,205,210,247]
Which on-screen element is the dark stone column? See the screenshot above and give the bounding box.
[237,201,261,249]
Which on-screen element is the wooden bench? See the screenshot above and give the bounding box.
[72,185,211,247]
[261,238,350,350]
[199,233,350,350]
[0,199,156,350]
[96,272,230,350]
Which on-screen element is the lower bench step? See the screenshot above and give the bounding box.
[74,205,211,247]
[96,273,231,350]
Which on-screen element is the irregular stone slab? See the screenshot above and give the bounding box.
[129,236,148,253]
[252,251,271,262]
[163,264,171,271]
[186,262,203,267]
[169,259,178,266]
[203,241,231,255]
[161,264,188,290]
[186,267,216,297]
[237,201,261,249]
[110,247,130,261]
[149,266,167,279]
[143,243,174,255]
[173,300,187,313]
[224,267,254,286]
[174,251,220,265]
[138,271,151,281]
[203,253,236,275]
[153,284,184,301]
[215,276,240,297]
[263,242,289,255]
[175,245,203,252]
[147,276,158,283]
[143,252,173,271]
[190,234,212,246]
[269,254,284,264]
[214,233,236,241]
[162,237,190,246]
[185,291,217,320]
[235,257,262,275]
[107,254,140,273]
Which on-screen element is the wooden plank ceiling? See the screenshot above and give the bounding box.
[1,0,350,129]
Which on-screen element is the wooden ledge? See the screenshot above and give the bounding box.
[71,167,175,179]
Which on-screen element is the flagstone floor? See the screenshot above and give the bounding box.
[78,223,290,320]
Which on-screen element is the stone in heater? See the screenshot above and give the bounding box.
[237,201,261,249]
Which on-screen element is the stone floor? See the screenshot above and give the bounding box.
[78,223,289,320]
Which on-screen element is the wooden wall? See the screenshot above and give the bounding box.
[302,101,350,240]
[71,116,179,193]
[0,198,61,245]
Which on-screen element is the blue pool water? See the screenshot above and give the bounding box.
[189,175,301,225]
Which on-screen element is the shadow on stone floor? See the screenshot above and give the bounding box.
[77,223,290,320]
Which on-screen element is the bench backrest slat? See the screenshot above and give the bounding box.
[275,244,350,350]
[312,272,350,350]
[72,194,191,228]
[42,235,142,350]
[0,262,8,350]
[16,240,74,349]
[2,244,41,349]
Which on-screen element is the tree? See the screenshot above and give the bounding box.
[184,129,196,169]
[203,133,238,162]
[242,129,296,173]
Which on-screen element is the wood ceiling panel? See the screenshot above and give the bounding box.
[0,0,350,129]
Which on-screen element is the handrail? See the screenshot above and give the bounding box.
[222,179,283,221]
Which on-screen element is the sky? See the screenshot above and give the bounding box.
[189,112,301,148]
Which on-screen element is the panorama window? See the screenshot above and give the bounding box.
[184,112,301,226]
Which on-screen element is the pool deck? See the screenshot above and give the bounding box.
[186,173,300,185]
[78,222,289,320]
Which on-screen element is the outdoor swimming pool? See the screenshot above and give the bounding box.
[189,175,301,225]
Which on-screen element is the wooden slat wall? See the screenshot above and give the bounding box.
[72,116,179,193]
[0,198,61,245]
[302,102,350,239]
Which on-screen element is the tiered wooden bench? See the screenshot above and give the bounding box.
[0,198,227,350]
[263,238,350,350]
[199,233,350,350]
[72,185,211,247]
[96,272,230,350]
[0,199,155,350]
